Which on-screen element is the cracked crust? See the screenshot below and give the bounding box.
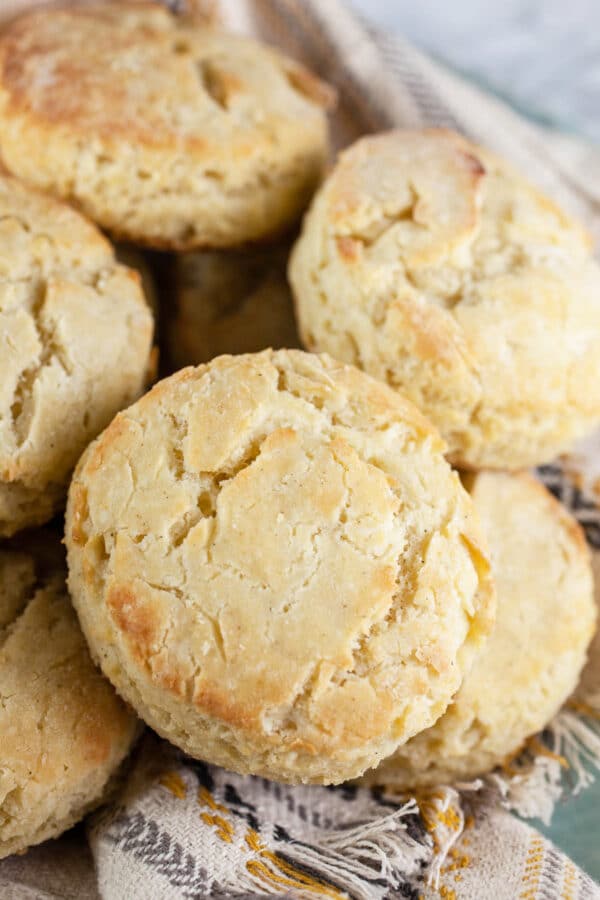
[289,129,600,469]
[0,532,139,859]
[0,173,154,536]
[360,471,597,788]
[167,245,299,369]
[0,2,334,249]
[66,349,494,784]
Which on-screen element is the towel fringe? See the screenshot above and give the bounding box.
[414,787,468,888]
[273,799,430,900]
[483,702,600,825]
[388,693,600,887]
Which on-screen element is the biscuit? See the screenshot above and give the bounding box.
[0,3,334,250]
[167,246,299,369]
[289,129,600,469]
[0,532,139,859]
[65,349,494,784]
[359,471,596,788]
[0,173,153,536]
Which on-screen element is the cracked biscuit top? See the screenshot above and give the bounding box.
[289,129,600,469]
[360,471,596,788]
[66,349,494,784]
[0,531,139,859]
[0,173,153,536]
[0,2,334,249]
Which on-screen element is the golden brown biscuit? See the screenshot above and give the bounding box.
[290,129,600,469]
[168,247,299,369]
[65,349,494,785]
[0,3,334,249]
[360,471,596,788]
[0,532,139,859]
[0,174,153,537]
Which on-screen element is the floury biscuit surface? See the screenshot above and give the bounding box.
[290,129,600,469]
[360,471,597,789]
[66,349,494,784]
[0,2,334,249]
[0,174,153,536]
[168,246,299,369]
[0,533,139,859]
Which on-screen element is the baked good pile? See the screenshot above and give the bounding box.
[0,1,597,860]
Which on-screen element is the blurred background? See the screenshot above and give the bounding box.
[353,0,600,142]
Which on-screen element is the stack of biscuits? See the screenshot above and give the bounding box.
[0,0,598,863]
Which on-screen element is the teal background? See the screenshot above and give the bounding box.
[535,779,600,881]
